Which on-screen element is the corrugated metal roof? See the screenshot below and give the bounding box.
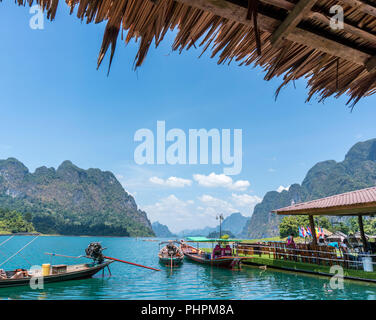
[273,186,376,215]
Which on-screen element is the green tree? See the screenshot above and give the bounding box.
[0,209,35,233]
[279,216,309,238]
[279,215,334,238]
[332,222,350,234]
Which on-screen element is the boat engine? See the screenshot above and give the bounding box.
[85,242,104,264]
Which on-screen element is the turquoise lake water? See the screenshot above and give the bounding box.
[1,236,376,300]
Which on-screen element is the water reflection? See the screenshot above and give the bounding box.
[1,236,376,300]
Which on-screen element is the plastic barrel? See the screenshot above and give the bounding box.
[362,257,373,272]
[42,263,51,276]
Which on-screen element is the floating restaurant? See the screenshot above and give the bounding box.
[239,186,376,283]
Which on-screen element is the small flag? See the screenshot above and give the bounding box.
[306,227,312,237]
[299,227,304,238]
[319,227,324,238]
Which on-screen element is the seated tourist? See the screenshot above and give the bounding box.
[10,268,29,279]
[212,244,221,258]
[224,245,232,256]
[287,234,296,248]
[0,269,7,280]
[340,239,357,262]
[340,239,349,251]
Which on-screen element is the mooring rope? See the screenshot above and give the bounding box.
[0,247,33,266]
[0,235,15,248]
[0,235,39,267]
[44,252,84,259]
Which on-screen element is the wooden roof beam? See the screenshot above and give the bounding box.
[338,0,376,18]
[260,0,376,45]
[287,28,370,64]
[175,0,371,66]
[264,0,376,18]
[270,0,319,48]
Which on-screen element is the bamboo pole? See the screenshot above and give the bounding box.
[103,256,161,271]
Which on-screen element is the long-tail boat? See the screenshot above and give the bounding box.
[158,240,184,267]
[0,240,113,288]
[180,237,248,268]
[0,238,160,288]
[0,261,113,288]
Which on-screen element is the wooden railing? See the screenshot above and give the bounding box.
[236,242,369,270]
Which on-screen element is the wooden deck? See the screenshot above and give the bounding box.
[237,242,376,283]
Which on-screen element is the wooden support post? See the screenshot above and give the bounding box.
[358,215,368,252]
[309,215,317,245]
[271,0,318,48]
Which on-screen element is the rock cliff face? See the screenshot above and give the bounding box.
[179,212,249,237]
[152,222,176,238]
[0,158,154,236]
[244,139,376,238]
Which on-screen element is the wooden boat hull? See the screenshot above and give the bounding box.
[158,241,184,267]
[159,256,184,266]
[180,242,245,268]
[183,252,236,268]
[0,261,113,288]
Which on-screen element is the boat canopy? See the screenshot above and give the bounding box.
[186,237,242,243]
[159,240,180,245]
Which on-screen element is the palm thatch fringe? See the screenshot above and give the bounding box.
[5,0,376,106]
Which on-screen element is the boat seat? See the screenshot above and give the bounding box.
[5,271,15,278]
[52,264,67,275]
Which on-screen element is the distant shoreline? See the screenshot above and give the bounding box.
[0,233,156,238]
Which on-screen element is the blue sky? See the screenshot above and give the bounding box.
[1,2,376,232]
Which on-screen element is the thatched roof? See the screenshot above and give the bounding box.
[327,230,347,239]
[9,0,376,106]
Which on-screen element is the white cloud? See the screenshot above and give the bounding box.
[198,194,233,209]
[277,185,290,193]
[143,195,199,232]
[232,180,250,190]
[197,194,237,218]
[144,190,263,232]
[144,195,193,219]
[231,193,262,208]
[149,176,192,188]
[115,174,137,197]
[193,172,250,191]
